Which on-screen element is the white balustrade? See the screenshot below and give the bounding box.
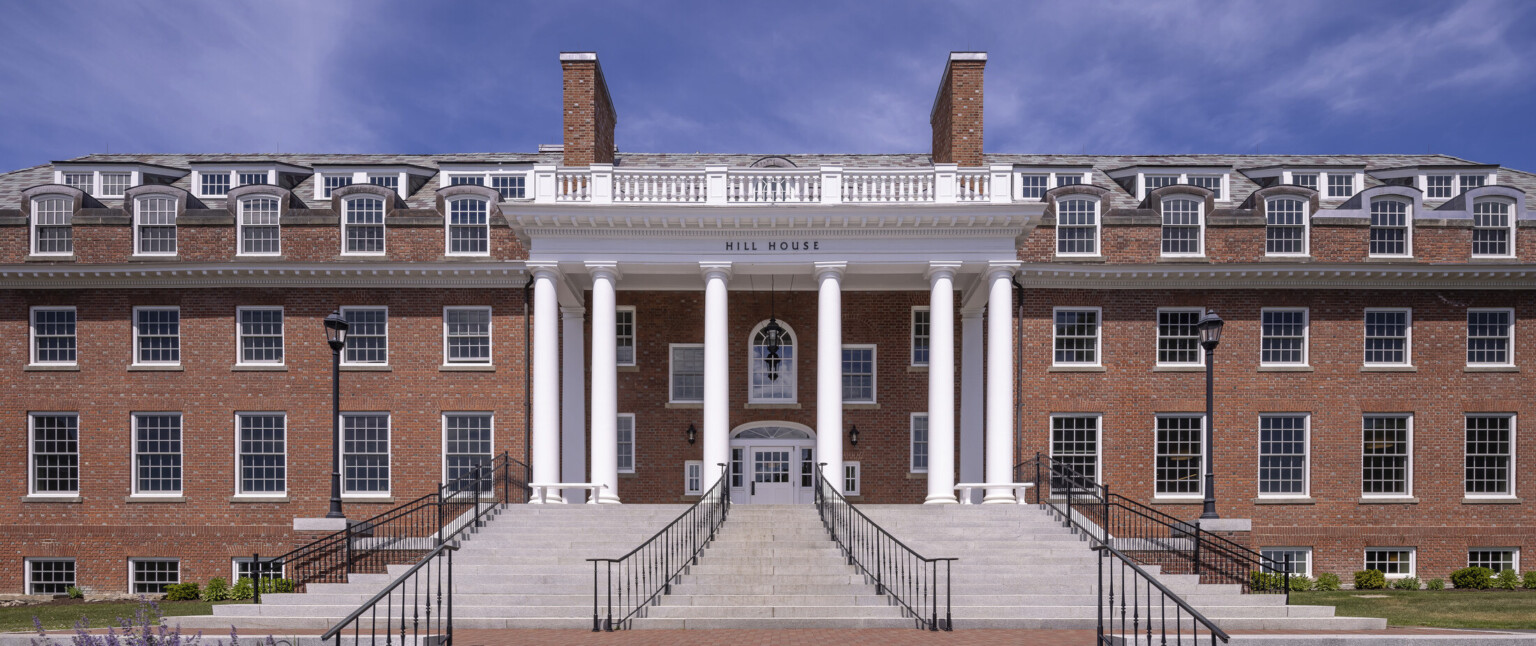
[842,170,937,203]
[956,169,990,202]
[726,170,821,204]
[555,170,591,202]
[539,166,1016,205]
[613,170,707,203]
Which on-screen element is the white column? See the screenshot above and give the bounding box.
[560,306,586,504]
[587,263,621,504]
[815,262,846,492]
[701,263,732,489]
[529,264,561,503]
[959,307,985,504]
[983,264,1019,504]
[924,263,961,504]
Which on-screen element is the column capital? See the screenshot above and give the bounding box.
[814,261,847,280]
[699,262,733,281]
[926,261,963,282]
[987,261,1022,280]
[527,261,561,279]
[560,306,586,319]
[960,306,986,318]
[584,261,622,281]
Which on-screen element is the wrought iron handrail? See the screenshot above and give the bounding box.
[1094,540,1230,645]
[587,464,731,631]
[1016,454,1292,599]
[812,466,956,631]
[251,451,531,601]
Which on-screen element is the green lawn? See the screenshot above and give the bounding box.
[0,600,244,634]
[1293,590,1536,630]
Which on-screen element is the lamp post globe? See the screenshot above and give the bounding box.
[323,311,349,520]
[1196,310,1224,520]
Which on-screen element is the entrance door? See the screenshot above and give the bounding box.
[749,446,795,504]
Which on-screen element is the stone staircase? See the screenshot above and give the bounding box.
[858,504,1387,630]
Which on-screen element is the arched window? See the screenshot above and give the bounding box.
[1369,198,1410,257]
[31,195,73,256]
[135,196,177,255]
[447,197,489,255]
[749,319,796,403]
[1472,199,1514,257]
[238,196,281,256]
[1055,197,1099,256]
[1160,197,1203,256]
[1265,197,1308,256]
[343,196,386,255]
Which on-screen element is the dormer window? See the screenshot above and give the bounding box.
[191,164,304,199]
[323,174,353,198]
[1460,174,1486,194]
[101,173,132,196]
[1472,199,1514,257]
[1426,175,1454,198]
[31,196,73,255]
[1161,197,1204,256]
[201,172,232,196]
[1327,174,1355,198]
[312,166,430,201]
[450,176,485,186]
[238,196,281,256]
[368,174,398,191]
[1265,197,1308,256]
[1369,198,1410,257]
[343,196,386,255]
[63,172,94,195]
[1188,175,1222,200]
[447,197,490,256]
[135,196,178,255]
[1146,175,1179,191]
[238,171,268,186]
[1291,173,1319,191]
[1112,167,1231,201]
[1055,197,1100,256]
[1015,170,1090,199]
[440,168,533,201]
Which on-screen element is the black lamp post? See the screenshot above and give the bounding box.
[685,423,697,445]
[848,425,859,447]
[1196,310,1225,520]
[323,311,350,519]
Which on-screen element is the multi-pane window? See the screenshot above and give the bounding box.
[1260,548,1312,577]
[1056,174,1083,186]
[842,346,875,403]
[237,413,286,495]
[131,560,180,594]
[1468,549,1517,573]
[238,171,268,186]
[342,307,388,364]
[1056,198,1098,255]
[911,308,930,366]
[1472,200,1513,257]
[1258,414,1308,497]
[1467,309,1513,366]
[134,307,180,364]
[101,172,132,196]
[617,414,635,473]
[730,448,744,488]
[342,413,390,494]
[32,196,73,254]
[800,448,816,488]
[450,175,485,186]
[444,307,492,364]
[844,462,861,495]
[1145,175,1179,192]
[447,198,489,255]
[1053,308,1100,365]
[30,413,79,495]
[237,307,284,365]
[63,172,94,194]
[1050,415,1100,492]
[669,344,705,402]
[910,414,929,473]
[1291,173,1318,191]
[1363,309,1410,365]
[323,174,353,197]
[1156,309,1202,365]
[492,175,526,200]
[1260,309,1308,365]
[1265,197,1307,255]
[1327,173,1354,198]
[1460,174,1486,194]
[235,557,284,581]
[1369,199,1410,256]
[31,307,77,365]
[443,413,492,490]
[1019,174,1049,199]
[344,197,385,254]
[201,172,231,196]
[367,174,398,191]
[1426,175,1454,198]
[135,196,177,254]
[1189,175,1222,200]
[238,197,281,255]
[27,559,76,594]
[1364,548,1414,577]
[1362,415,1411,496]
[1465,414,1513,496]
[133,413,183,494]
[1160,197,1202,255]
[615,308,636,366]
[1155,415,1204,497]
[684,461,703,495]
[749,324,795,402]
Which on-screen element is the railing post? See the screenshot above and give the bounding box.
[532,164,557,203]
[475,464,484,525]
[344,520,354,576]
[1285,553,1292,605]
[820,165,843,205]
[934,163,958,203]
[437,484,445,547]
[705,165,728,205]
[1102,484,1111,545]
[590,163,613,205]
[1035,452,1042,504]
[252,552,261,604]
[1192,523,1202,577]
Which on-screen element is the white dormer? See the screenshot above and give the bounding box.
[312,164,436,201]
[1105,165,1232,202]
[1369,165,1499,200]
[437,162,535,201]
[1240,164,1366,199]
[188,161,311,199]
[51,162,187,198]
[1011,166,1093,200]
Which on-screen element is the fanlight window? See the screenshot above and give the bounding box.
[749,320,796,402]
[733,426,812,440]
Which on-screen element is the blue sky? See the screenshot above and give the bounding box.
[3,0,1535,171]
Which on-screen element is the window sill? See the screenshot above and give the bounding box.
[744,403,801,410]
[25,364,79,372]
[129,255,181,262]
[1252,497,1315,505]
[1257,365,1313,372]
[22,495,81,504]
[618,472,638,479]
[1364,256,1416,263]
[26,255,77,262]
[1053,255,1106,263]
[440,364,495,372]
[128,365,183,372]
[617,365,639,373]
[906,472,928,479]
[229,496,289,503]
[1361,365,1416,373]
[1258,256,1313,263]
[232,365,287,372]
[1156,256,1210,263]
[1149,498,1204,505]
[1153,365,1204,372]
[1465,366,1518,373]
[907,365,929,373]
[342,496,394,503]
[125,496,185,503]
[341,365,392,372]
[665,402,703,409]
[1358,497,1419,504]
[1462,497,1523,504]
[1048,365,1105,373]
[844,402,880,410]
[1469,256,1519,264]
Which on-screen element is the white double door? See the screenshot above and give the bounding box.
[733,443,815,504]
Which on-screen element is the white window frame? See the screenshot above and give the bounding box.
[442,306,493,366]
[1362,308,1412,367]
[128,558,180,594]
[1154,413,1206,499]
[1289,172,1319,191]
[1467,548,1520,573]
[340,306,389,366]
[1155,307,1204,367]
[130,411,184,497]
[1159,196,1205,257]
[1464,413,1516,499]
[341,195,387,256]
[341,412,392,498]
[28,412,80,497]
[233,557,285,581]
[321,173,354,198]
[29,306,78,367]
[440,412,494,491]
[235,306,285,367]
[910,412,929,474]
[684,460,703,495]
[617,413,636,474]
[1256,413,1310,499]
[844,461,861,496]
[615,306,637,367]
[1361,413,1413,499]
[236,196,282,257]
[1263,196,1310,257]
[1051,307,1102,367]
[668,343,705,404]
[1467,308,1515,368]
[25,558,77,595]
[1054,196,1101,257]
[748,319,797,404]
[233,411,288,497]
[30,195,74,256]
[189,167,282,199]
[1460,174,1488,194]
[1471,198,1516,258]
[1125,170,1231,202]
[133,196,178,257]
[1259,308,1309,367]
[841,344,877,404]
[1368,198,1413,258]
[311,169,427,201]
[1259,547,1313,578]
[1425,174,1455,198]
[1049,413,1103,487]
[61,171,95,195]
[200,171,233,197]
[1363,548,1416,579]
[445,196,491,257]
[439,170,533,200]
[910,306,930,367]
[132,306,181,367]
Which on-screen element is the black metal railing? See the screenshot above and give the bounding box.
[252,450,531,601]
[1017,453,1292,599]
[319,539,457,646]
[588,464,731,631]
[1096,541,1230,645]
[812,466,956,631]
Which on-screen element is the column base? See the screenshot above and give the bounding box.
[981,491,1018,504]
[923,495,959,505]
[588,493,623,504]
[528,494,568,504]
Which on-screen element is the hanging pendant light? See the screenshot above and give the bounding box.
[762,276,784,380]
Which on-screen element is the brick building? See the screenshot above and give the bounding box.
[3,51,1533,595]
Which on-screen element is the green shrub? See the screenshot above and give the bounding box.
[272,578,295,594]
[163,582,200,601]
[1426,578,1445,591]
[230,576,255,601]
[65,585,84,599]
[201,577,230,602]
[1495,570,1519,590]
[1288,575,1314,592]
[1391,576,1420,590]
[1451,566,1494,590]
[1523,571,1536,590]
[1354,570,1386,590]
[1315,572,1342,591]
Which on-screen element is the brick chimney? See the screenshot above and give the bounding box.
[930,52,986,167]
[560,52,617,166]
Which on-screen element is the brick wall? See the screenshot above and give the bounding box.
[931,57,985,167]
[561,56,617,167]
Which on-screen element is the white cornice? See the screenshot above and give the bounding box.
[0,262,528,290]
[1016,263,1536,290]
[507,205,1041,231]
